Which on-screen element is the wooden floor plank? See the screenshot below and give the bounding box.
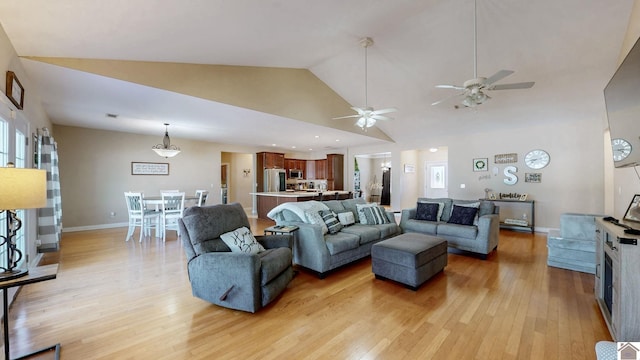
[4,220,611,359]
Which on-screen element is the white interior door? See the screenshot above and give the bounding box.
[425,161,448,198]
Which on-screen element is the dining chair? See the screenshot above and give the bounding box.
[160,191,186,242]
[195,189,209,206]
[124,192,160,242]
[160,189,179,193]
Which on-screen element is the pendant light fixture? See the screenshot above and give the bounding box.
[152,123,181,158]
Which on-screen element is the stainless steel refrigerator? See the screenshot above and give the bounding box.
[264,169,286,192]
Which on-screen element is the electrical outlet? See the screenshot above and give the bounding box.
[110,211,116,217]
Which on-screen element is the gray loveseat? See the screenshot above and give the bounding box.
[400,198,500,259]
[178,203,294,313]
[269,198,400,278]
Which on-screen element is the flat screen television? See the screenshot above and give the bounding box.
[604,36,640,168]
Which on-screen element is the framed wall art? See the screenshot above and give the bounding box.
[623,194,640,223]
[473,158,488,172]
[131,162,169,175]
[6,71,24,109]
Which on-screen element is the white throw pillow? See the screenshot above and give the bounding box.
[337,212,355,226]
[219,226,265,254]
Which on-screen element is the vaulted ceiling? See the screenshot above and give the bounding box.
[0,0,634,152]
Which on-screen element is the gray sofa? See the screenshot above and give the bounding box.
[178,203,294,313]
[399,198,500,259]
[269,198,400,278]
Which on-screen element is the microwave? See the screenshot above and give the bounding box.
[289,169,303,179]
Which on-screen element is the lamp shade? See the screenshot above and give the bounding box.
[0,167,47,210]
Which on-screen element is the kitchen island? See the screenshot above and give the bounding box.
[252,190,351,219]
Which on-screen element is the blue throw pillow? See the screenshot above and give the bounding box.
[447,205,478,226]
[415,202,439,221]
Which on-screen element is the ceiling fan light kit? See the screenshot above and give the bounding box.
[333,37,397,130]
[432,0,534,108]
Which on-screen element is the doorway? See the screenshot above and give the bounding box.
[425,161,448,198]
[381,168,391,205]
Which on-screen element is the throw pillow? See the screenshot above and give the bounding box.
[453,202,481,225]
[219,226,265,254]
[447,205,479,226]
[320,210,343,234]
[337,211,355,226]
[415,202,440,221]
[360,206,391,225]
[419,201,445,221]
[304,210,328,235]
[356,203,378,224]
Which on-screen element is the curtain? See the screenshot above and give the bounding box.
[37,128,62,251]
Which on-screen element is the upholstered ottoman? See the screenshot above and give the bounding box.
[372,233,447,290]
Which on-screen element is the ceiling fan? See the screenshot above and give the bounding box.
[432,0,534,108]
[333,37,397,129]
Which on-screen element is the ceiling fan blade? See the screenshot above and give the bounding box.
[436,84,465,90]
[350,106,366,115]
[370,114,393,121]
[489,81,535,90]
[485,70,514,85]
[371,107,398,115]
[332,114,360,120]
[431,91,466,106]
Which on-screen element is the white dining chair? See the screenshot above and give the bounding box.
[160,189,179,193]
[124,192,160,242]
[195,190,209,206]
[160,191,185,242]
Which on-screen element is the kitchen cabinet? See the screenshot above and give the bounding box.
[306,160,316,180]
[285,159,306,179]
[326,154,343,190]
[315,159,327,180]
[257,152,285,192]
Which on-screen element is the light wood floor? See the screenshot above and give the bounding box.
[6,219,611,359]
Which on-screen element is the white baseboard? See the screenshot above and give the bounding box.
[63,222,128,233]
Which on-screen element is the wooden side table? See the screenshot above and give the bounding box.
[264,225,299,249]
[0,264,59,360]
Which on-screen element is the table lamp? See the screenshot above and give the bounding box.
[0,165,47,280]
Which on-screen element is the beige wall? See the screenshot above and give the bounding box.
[54,125,264,229]
[349,113,605,230]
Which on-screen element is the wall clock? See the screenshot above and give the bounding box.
[524,149,550,169]
[611,138,632,162]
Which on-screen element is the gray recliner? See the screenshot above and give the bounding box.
[178,202,294,313]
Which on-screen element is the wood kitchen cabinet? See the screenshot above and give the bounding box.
[306,160,316,179]
[257,151,285,192]
[315,159,327,180]
[326,154,343,190]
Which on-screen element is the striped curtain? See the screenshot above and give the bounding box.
[37,128,62,251]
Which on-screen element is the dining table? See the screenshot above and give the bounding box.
[143,195,200,210]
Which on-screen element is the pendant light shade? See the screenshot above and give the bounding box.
[152,123,181,158]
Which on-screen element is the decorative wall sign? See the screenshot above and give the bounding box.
[131,162,169,175]
[473,158,488,172]
[525,173,542,183]
[495,153,518,164]
[404,164,415,173]
[6,71,24,109]
[519,193,528,201]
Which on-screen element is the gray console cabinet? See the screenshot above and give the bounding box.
[594,218,640,341]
